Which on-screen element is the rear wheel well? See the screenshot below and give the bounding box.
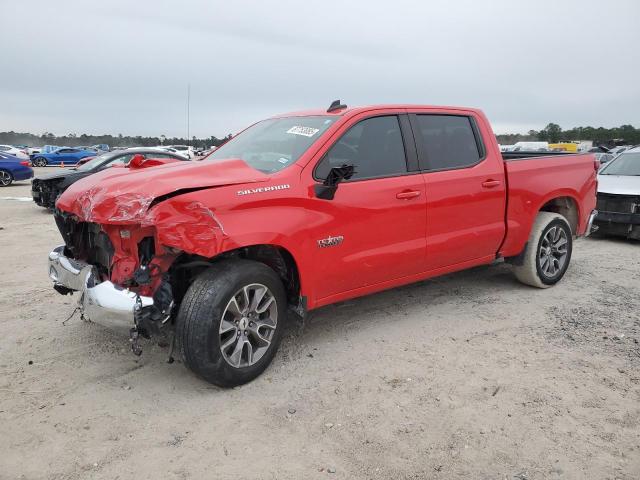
[540,197,578,235]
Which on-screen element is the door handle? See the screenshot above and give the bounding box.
[396,190,422,200]
[482,179,502,188]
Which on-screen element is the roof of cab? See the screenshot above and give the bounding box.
[270,104,483,119]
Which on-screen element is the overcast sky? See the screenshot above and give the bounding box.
[1,0,638,137]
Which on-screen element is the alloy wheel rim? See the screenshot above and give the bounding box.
[219,283,278,368]
[0,171,11,186]
[538,225,568,277]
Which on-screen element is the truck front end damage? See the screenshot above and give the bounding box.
[50,211,179,350]
[47,159,267,350]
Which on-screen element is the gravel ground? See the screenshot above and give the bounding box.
[1,168,639,480]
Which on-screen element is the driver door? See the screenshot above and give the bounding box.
[307,113,427,302]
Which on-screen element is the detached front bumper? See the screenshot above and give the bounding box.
[48,245,154,332]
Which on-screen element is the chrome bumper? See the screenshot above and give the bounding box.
[48,245,154,332]
[585,209,598,237]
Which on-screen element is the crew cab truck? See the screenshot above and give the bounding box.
[48,103,598,387]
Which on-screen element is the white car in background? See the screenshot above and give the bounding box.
[594,147,640,239]
[512,141,549,152]
[165,145,193,159]
[153,147,189,159]
[0,145,29,160]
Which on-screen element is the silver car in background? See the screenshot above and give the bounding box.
[595,147,640,239]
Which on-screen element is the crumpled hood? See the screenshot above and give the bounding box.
[598,174,640,196]
[56,158,269,223]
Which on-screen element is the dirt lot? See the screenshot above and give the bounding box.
[1,168,639,480]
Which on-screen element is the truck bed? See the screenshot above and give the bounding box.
[499,152,598,258]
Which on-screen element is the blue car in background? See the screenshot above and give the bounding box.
[0,152,34,186]
[31,147,96,167]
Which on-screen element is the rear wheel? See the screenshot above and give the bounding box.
[175,259,287,387]
[0,170,13,187]
[33,157,47,167]
[513,212,573,288]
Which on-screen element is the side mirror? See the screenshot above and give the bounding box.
[314,164,355,200]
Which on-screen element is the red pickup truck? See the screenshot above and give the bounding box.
[48,103,598,386]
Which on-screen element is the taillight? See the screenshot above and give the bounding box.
[20,161,30,167]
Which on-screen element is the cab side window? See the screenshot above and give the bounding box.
[413,115,482,171]
[316,115,407,181]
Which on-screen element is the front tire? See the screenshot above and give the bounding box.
[33,157,47,167]
[0,169,13,187]
[175,259,287,387]
[513,212,573,288]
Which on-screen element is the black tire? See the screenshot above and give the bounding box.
[33,157,47,167]
[175,259,287,387]
[0,169,13,187]
[513,212,573,288]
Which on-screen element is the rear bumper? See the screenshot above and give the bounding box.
[48,245,154,333]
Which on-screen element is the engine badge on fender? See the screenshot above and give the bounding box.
[317,235,344,248]
[237,184,291,196]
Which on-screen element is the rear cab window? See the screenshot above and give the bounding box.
[411,115,484,171]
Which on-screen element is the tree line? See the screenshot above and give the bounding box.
[0,131,233,149]
[1,123,638,149]
[496,123,640,146]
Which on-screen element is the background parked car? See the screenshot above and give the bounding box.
[0,152,34,186]
[594,146,640,239]
[26,147,42,155]
[32,148,190,209]
[30,147,97,167]
[0,145,29,160]
[162,145,193,159]
[595,152,616,167]
[41,145,62,154]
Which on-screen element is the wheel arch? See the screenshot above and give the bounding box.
[539,195,580,235]
[503,190,581,262]
[171,243,305,313]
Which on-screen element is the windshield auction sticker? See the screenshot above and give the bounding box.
[286,126,320,137]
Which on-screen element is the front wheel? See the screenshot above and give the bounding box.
[513,212,573,288]
[175,259,287,387]
[33,157,47,167]
[0,169,13,187]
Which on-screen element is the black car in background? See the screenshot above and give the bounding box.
[31,148,189,209]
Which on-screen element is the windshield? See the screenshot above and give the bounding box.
[207,116,338,173]
[75,151,119,171]
[600,152,640,176]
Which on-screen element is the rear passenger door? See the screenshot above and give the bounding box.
[309,113,427,301]
[409,112,506,271]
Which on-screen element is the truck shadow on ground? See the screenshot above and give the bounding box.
[282,261,518,347]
